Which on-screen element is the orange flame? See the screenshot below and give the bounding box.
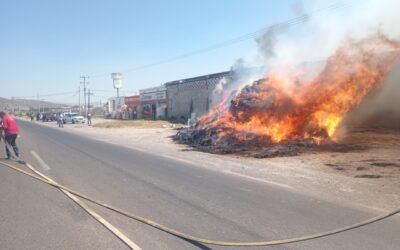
[198,33,400,145]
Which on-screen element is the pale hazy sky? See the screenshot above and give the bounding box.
[1,0,345,105]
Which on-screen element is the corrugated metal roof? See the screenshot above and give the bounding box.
[165,71,231,86]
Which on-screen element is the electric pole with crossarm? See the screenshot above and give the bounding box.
[80,76,89,117]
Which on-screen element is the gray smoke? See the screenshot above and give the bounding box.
[255,24,289,60]
[291,0,305,16]
[210,0,400,131]
[210,58,263,108]
[345,62,400,129]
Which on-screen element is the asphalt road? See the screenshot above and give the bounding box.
[0,120,399,249]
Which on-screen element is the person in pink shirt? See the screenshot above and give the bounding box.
[0,112,20,159]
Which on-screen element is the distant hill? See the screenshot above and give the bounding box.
[0,97,69,113]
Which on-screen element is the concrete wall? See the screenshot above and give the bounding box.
[166,71,231,120]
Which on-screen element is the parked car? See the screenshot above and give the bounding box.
[41,112,57,122]
[63,113,85,124]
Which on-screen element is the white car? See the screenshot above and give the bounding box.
[63,113,86,124]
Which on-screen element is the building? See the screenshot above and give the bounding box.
[106,96,125,119]
[124,95,140,119]
[165,71,231,120]
[139,86,167,119]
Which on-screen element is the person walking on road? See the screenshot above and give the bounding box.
[0,112,20,159]
[87,112,92,126]
[58,112,64,128]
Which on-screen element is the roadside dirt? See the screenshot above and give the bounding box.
[23,118,400,213]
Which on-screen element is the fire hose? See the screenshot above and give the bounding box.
[0,139,399,247]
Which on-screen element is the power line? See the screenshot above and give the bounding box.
[15,91,77,99]
[91,89,138,95]
[90,95,110,98]
[90,2,348,78]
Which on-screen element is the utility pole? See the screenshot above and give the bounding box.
[87,89,94,115]
[11,97,15,114]
[38,99,45,113]
[37,93,40,113]
[78,85,81,115]
[80,76,89,117]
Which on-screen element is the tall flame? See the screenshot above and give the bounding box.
[198,33,400,144]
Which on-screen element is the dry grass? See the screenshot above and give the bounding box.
[93,120,175,128]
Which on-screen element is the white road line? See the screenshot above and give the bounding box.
[25,162,141,250]
[223,170,294,190]
[31,150,51,170]
[61,190,142,250]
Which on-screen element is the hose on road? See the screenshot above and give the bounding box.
[0,141,399,247]
[0,137,142,249]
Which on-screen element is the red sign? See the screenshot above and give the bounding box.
[124,95,140,108]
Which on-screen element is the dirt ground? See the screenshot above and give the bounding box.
[22,117,400,213]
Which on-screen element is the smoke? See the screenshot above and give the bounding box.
[210,58,264,109]
[210,16,290,108]
[302,2,400,129]
[210,60,242,109]
[255,24,289,60]
[291,0,305,16]
[210,0,400,130]
[345,62,400,129]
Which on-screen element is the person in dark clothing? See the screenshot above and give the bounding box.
[0,112,20,159]
[87,112,92,126]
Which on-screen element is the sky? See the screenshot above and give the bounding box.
[0,0,343,105]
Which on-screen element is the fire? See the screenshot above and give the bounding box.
[197,33,400,145]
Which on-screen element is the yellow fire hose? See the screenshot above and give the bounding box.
[0,139,399,247]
